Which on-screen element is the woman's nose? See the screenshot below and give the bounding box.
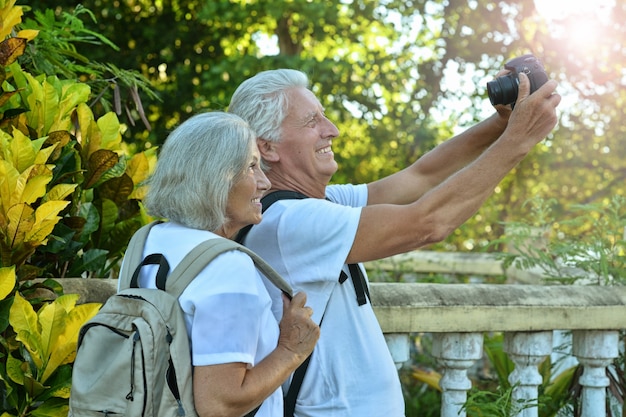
[257,169,271,191]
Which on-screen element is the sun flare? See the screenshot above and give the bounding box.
[533,0,615,22]
[533,0,616,51]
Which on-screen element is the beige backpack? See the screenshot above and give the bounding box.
[69,221,292,417]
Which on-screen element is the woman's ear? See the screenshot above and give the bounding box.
[257,138,279,162]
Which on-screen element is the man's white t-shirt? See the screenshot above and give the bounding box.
[243,184,405,417]
[130,222,283,417]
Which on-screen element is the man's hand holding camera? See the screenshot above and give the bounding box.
[501,70,561,151]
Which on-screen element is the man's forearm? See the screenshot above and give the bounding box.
[368,112,508,206]
[413,112,508,177]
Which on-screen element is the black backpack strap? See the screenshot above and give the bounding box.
[284,353,312,417]
[235,190,309,243]
[119,220,163,290]
[340,263,371,306]
[129,253,170,289]
[284,291,335,417]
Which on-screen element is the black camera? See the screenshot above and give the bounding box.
[486,54,548,108]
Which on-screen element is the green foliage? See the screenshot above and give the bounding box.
[0,4,157,416]
[478,197,626,416]
[462,384,540,417]
[0,60,155,279]
[0,3,159,280]
[492,196,626,285]
[19,4,160,132]
[23,0,626,252]
[19,5,118,78]
[400,334,442,417]
[1,266,100,417]
[403,332,579,416]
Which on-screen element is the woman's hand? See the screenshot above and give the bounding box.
[278,291,320,360]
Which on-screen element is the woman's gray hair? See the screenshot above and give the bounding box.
[144,111,255,231]
[228,69,309,144]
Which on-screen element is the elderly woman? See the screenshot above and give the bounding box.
[139,111,319,417]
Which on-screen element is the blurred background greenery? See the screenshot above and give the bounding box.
[23,0,626,252]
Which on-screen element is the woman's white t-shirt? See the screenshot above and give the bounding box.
[132,222,282,417]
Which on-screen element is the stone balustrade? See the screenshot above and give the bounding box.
[370,282,626,417]
[58,255,626,417]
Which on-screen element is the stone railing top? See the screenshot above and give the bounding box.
[57,278,626,334]
[370,282,626,333]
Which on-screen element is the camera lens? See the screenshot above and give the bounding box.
[487,74,519,106]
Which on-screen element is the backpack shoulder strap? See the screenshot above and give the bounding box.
[235,191,309,243]
[260,190,309,209]
[166,238,293,299]
[119,220,163,290]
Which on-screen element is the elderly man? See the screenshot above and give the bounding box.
[229,68,560,416]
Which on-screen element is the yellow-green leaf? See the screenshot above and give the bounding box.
[42,340,74,383]
[21,171,52,204]
[0,265,16,299]
[55,293,79,312]
[33,200,69,224]
[0,161,19,215]
[41,80,60,134]
[0,129,11,159]
[38,302,66,383]
[7,203,34,246]
[33,141,57,165]
[9,164,32,208]
[24,200,69,243]
[412,368,443,392]
[10,293,42,366]
[0,2,23,40]
[31,401,69,417]
[9,292,38,334]
[9,128,36,173]
[50,385,72,400]
[16,29,38,41]
[126,152,151,199]
[44,300,99,381]
[53,83,90,132]
[6,354,24,385]
[22,71,44,134]
[38,300,66,355]
[42,183,77,202]
[97,111,121,150]
[76,103,99,159]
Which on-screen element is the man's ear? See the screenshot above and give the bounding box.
[257,138,279,162]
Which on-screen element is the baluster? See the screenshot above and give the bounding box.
[384,333,410,370]
[572,330,619,417]
[504,331,553,417]
[432,332,483,417]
